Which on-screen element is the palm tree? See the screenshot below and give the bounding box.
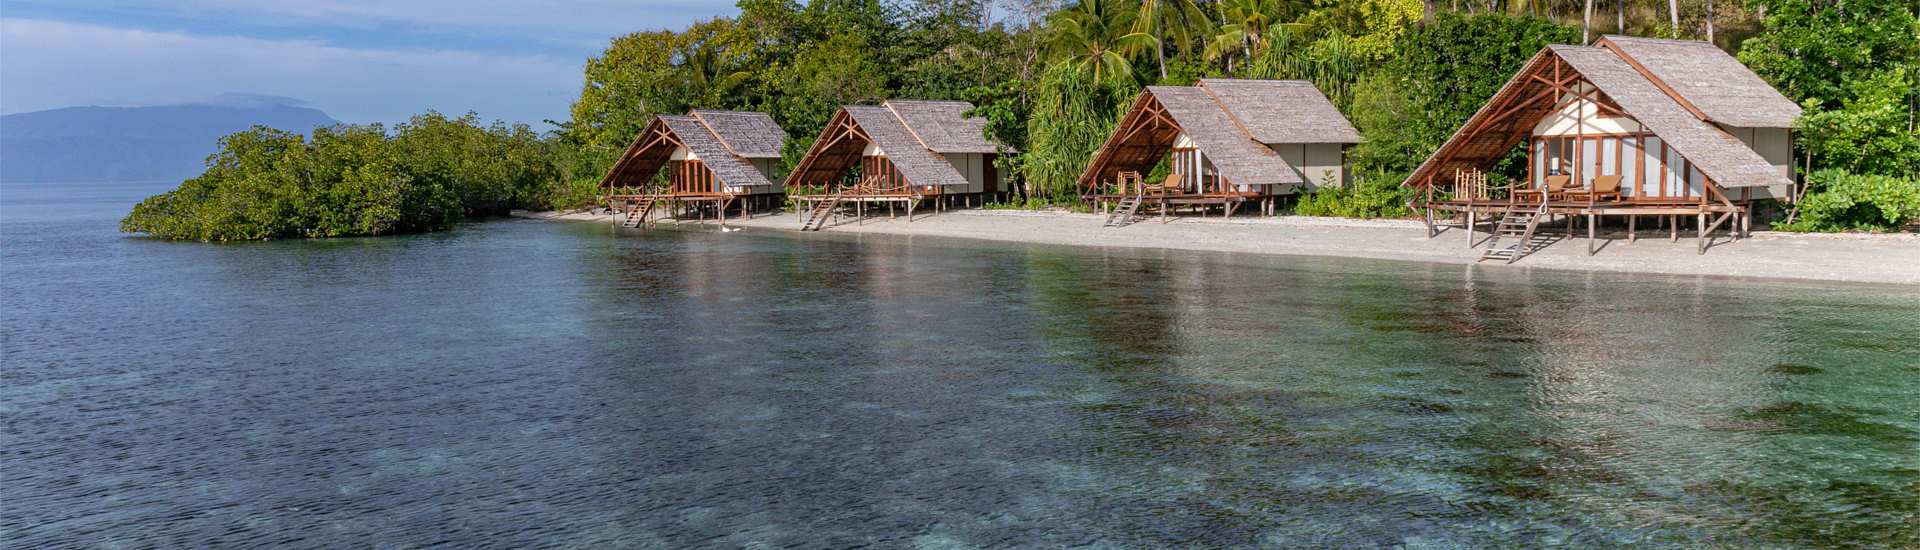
[1205,0,1290,73]
[1047,0,1153,86]
[1134,0,1211,80]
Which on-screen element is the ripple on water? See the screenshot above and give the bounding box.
[5,183,1920,548]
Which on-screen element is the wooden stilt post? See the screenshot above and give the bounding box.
[1697,212,1707,254]
[1466,210,1476,246]
[1587,213,1596,255]
[1628,214,1636,243]
[1670,215,1678,242]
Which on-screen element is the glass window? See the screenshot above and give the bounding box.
[1664,144,1686,198]
[1601,138,1619,176]
[1688,165,1705,198]
[1642,137,1663,198]
[1620,137,1638,197]
[1581,138,1599,186]
[1533,140,1546,187]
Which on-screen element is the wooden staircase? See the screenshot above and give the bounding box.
[620,198,657,228]
[1105,190,1146,228]
[799,191,844,231]
[1479,200,1548,263]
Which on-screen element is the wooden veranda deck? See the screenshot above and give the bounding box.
[1413,196,1753,256]
[608,191,782,227]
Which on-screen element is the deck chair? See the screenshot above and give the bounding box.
[1565,175,1623,202]
[1515,175,1566,202]
[1147,172,1186,194]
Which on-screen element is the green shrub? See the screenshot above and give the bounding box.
[123,114,568,241]
[1774,170,1920,232]
[1292,173,1416,218]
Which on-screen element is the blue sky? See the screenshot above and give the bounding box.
[1,0,740,125]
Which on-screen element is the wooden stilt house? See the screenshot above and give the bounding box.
[601,110,787,227]
[1079,79,1360,223]
[785,100,1008,230]
[1405,36,1800,260]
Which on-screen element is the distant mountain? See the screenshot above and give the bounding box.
[1,98,339,183]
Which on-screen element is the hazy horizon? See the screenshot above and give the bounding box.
[0,1,741,126]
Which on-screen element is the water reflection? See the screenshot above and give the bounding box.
[5,194,1916,548]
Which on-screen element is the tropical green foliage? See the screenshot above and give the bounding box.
[1293,175,1415,218]
[129,0,1920,236]
[122,113,561,241]
[1026,64,1141,200]
[1739,0,1918,230]
[1775,170,1920,232]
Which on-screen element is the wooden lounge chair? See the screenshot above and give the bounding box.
[1146,172,1185,194]
[1564,175,1623,202]
[1514,175,1567,203]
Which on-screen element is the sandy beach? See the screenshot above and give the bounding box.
[514,208,1920,286]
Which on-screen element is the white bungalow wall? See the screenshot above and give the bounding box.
[1170,132,1344,195]
[1532,83,1789,199]
[1267,143,1347,193]
[942,153,989,193]
[1532,84,1645,136]
[1716,125,1792,199]
[672,146,781,195]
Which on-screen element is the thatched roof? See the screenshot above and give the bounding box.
[599,110,786,190]
[882,100,1001,154]
[1552,45,1787,188]
[1197,79,1361,144]
[659,116,775,189]
[845,105,973,188]
[689,109,785,158]
[1403,43,1790,190]
[1150,86,1303,186]
[1597,35,1800,128]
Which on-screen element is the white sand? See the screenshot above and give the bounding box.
[511,209,1920,286]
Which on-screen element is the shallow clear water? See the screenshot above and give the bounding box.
[4,182,1917,549]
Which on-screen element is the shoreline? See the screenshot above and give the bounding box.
[510,209,1920,286]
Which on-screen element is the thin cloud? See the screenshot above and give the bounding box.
[1,18,584,124]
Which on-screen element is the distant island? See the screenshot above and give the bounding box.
[1,97,337,183]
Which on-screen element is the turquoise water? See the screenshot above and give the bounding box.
[4,182,1917,548]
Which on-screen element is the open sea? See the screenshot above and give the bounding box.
[3,181,1917,548]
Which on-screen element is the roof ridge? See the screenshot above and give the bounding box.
[880,101,938,155]
[1193,81,1259,142]
[1588,39,1709,122]
[687,110,743,159]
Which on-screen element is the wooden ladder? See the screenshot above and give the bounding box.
[1104,189,1146,228]
[620,198,657,228]
[1479,200,1548,263]
[799,191,844,232]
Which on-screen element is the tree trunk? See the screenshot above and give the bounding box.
[1669,0,1681,38]
[1705,0,1716,43]
[1617,0,1626,33]
[1584,0,1595,43]
[1155,28,1168,80]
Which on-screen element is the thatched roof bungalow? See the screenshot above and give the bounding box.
[785,100,1009,229]
[1078,79,1360,219]
[1405,36,1800,258]
[600,110,787,226]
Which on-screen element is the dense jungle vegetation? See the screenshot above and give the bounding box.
[124,0,1918,240]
